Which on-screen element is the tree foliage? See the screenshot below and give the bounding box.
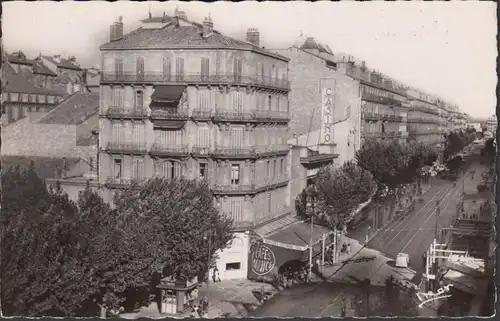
[443,130,475,160]
[2,173,233,317]
[295,161,376,229]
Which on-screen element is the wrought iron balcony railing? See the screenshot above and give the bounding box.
[105,177,132,188]
[212,147,256,158]
[106,142,148,154]
[213,109,255,122]
[211,184,256,195]
[150,109,189,120]
[101,72,291,91]
[106,106,149,119]
[254,144,290,156]
[255,175,290,192]
[150,144,189,157]
[254,110,290,121]
[191,146,212,156]
[191,110,213,120]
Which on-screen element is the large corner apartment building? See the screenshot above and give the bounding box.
[98,12,292,278]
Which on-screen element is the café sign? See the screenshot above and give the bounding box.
[320,79,336,144]
[250,242,276,276]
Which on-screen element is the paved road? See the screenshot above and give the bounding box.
[366,159,487,274]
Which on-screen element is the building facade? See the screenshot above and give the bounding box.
[41,55,85,95]
[98,13,291,279]
[405,89,445,146]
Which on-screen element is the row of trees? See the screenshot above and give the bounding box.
[295,138,438,229]
[1,163,234,317]
[443,130,477,160]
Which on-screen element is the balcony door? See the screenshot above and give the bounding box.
[132,158,145,182]
[233,58,242,83]
[135,90,143,111]
[136,57,145,81]
[175,57,184,82]
[230,199,243,222]
[115,58,124,80]
[230,127,244,151]
[163,57,171,81]
[232,91,243,115]
[201,57,210,82]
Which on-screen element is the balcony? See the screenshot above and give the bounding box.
[211,183,256,195]
[191,146,212,157]
[362,111,382,121]
[361,92,402,107]
[150,144,189,157]
[254,110,290,123]
[105,106,149,119]
[191,110,213,121]
[150,108,189,121]
[254,144,290,157]
[101,72,291,91]
[212,147,256,159]
[255,175,290,193]
[213,109,256,123]
[105,177,132,189]
[106,142,148,155]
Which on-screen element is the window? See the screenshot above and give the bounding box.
[233,58,242,82]
[268,95,272,111]
[280,159,284,176]
[226,262,241,271]
[136,57,144,80]
[155,160,182,179]
[201,57,210,81]
[197,126,210,148]
[21,94,28,102]
[273,160,277,178]
[266,160,271,177]
[230,127,244,149]
[114,159,122,179]
[267,193,272,214]
[276,96,280,111]
[175,57,184,81]
[113,87,123,107]
[135,90,143,109]
[132,158,144,181]
[199,163,207,180]
[232,91,243,113]
[115,58,124,77]
[163,57,171,81]
[261,64,265,80]
[231,164,240,185]
[112,122,124,144]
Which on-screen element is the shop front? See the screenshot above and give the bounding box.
[248,221,333,282]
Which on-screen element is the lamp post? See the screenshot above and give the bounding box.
[305,186,318,282]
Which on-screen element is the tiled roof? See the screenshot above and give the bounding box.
[100,18,289,62]
[38,92,99,125]
[1,155,80,180]
[86,74,100,87]
[300,37,321,50]
[42,56,82,70]
[6,54,33,65]
[2,62,62,95]
[33,62,57,76]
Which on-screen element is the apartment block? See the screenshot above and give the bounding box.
[98,13,291,279]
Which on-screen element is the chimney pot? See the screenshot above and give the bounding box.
[246,28,260,46]
[110,17,124,42]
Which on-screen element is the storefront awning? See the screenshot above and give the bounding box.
[150,85,185,104]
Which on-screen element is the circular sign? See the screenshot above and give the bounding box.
[250,244,276,276]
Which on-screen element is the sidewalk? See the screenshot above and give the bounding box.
[120,279,277,319]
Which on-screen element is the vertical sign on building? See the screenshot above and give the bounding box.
[320,79,336,144]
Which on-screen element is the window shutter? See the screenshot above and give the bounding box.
[176,57,184,81]
[163,57,171,81]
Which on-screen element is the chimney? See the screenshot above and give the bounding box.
[202,14,214,38]
[109,16,124,42]
[246,28,260,46]
[53,55,61,63]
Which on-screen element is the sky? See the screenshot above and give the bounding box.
[2,1,497,119]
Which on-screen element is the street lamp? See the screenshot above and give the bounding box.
[305,185,318,282]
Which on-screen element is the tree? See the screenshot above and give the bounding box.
[113,178,234,282]
[295,161,376,229]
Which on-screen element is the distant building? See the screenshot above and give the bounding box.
[405,89,445,146]
[40,55,85,95]
[1,60,64,124]
[467,122,482,132]
[485,115,497,133]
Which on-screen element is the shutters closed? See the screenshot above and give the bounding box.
[199,90,209,111]
[163,57,171,81]
[159,129,183,147]
[132,124,144,145]
[115,58,123,77]
[132,158,145,181]
[136,57,144,80]
[232,91,243,113]
[233,58,242,82]
[197,127,210,148]
[231,127,244,149]
[176,57,184,81]
[230,199,243,222]
[112,123,124,144]
[113,87,123,107]
[201,57,210,81]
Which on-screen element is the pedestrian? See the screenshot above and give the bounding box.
[347,242,351,255]
[340,299,346,317]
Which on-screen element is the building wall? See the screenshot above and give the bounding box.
[212,232,250,280]
[101,49,288,81]
[76,113,99,144]
[288,147,307,208]
[272,47,361,165]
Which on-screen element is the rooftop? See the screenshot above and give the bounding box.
[100,15,289,62]
[42,56,82,70]
[38,92,99,125]
[2,62,62,95]
[1,155,81,180]
[6,53,33,65]
[32,61,57,76]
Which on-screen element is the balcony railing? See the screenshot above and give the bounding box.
[105,177,132,188]
[150,109,189,120]
[255,175,290,192]
[211,183,256,195]
[361,92,402,107]
[150,144,189,157]
[362,111,381,121]
[255,110,290,122]
[191,110,213,120]
[213,109,255,122]
[106,142,148,154]
[212,147,256,158]
[254,144,290,156]
[101,72,291,91]
[105,106,149,119]
[191,146,212,156]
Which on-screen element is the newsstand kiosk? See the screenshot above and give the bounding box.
[157,275,199,315]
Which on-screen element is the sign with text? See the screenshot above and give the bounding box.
[320,79,336,144]
[250,241,276,276]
